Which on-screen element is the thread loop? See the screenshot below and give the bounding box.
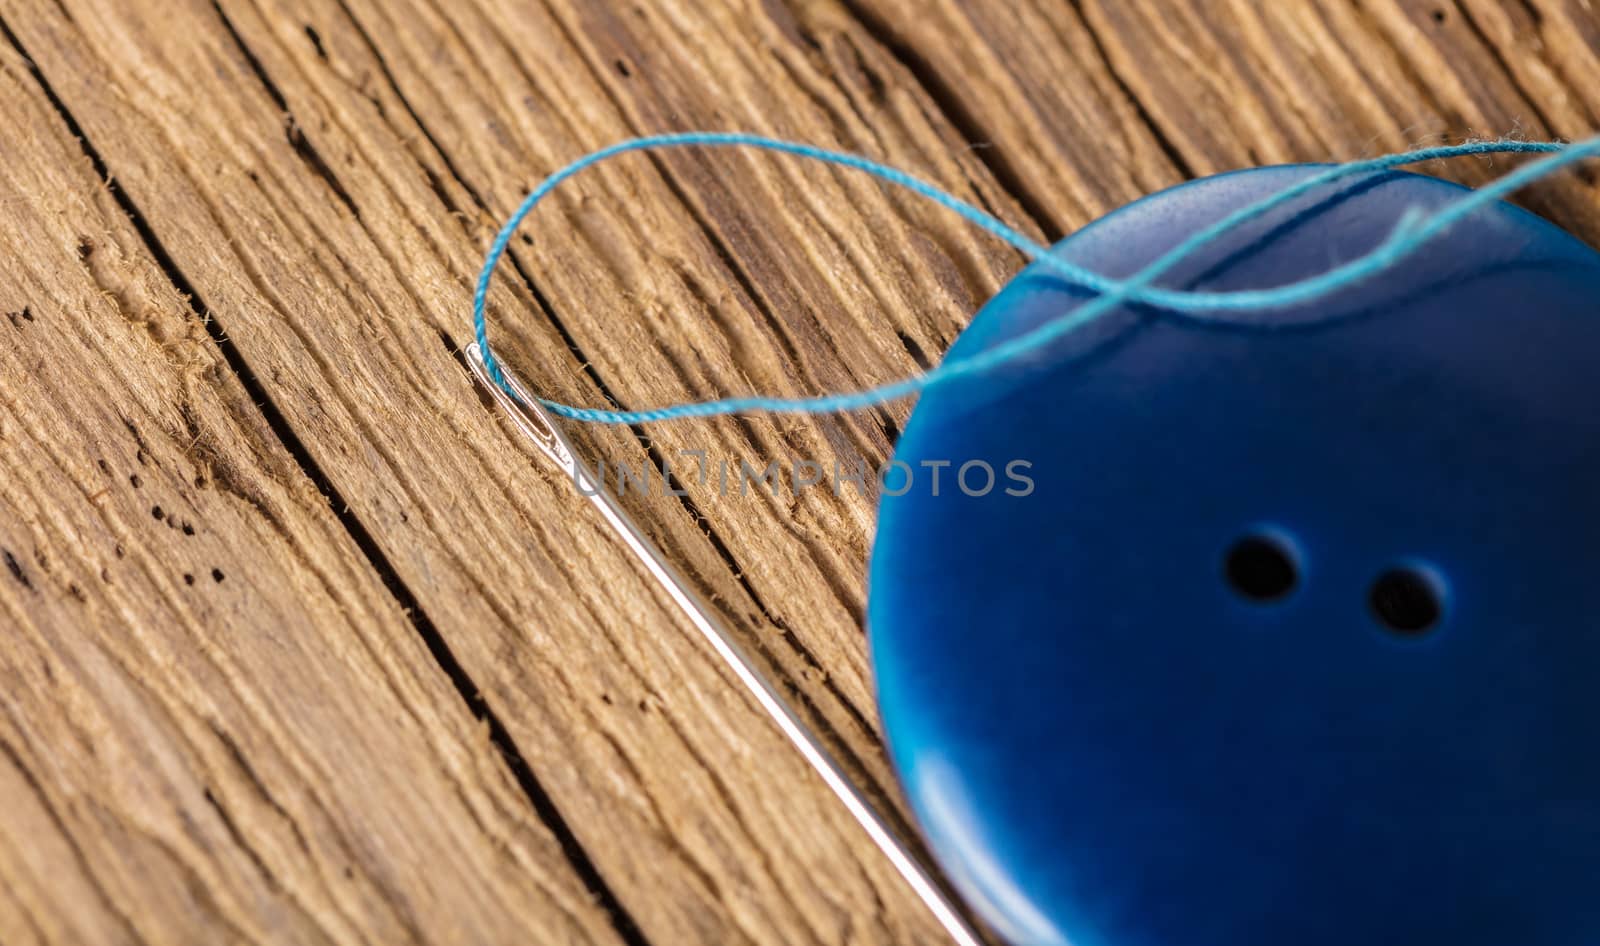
[472,133,1589,424]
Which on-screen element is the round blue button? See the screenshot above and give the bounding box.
[869,166,1600,946]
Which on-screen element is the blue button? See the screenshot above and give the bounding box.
[869,166,1600,946]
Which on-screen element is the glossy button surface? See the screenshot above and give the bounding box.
[869,166,1600,946]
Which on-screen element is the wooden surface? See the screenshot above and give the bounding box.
[1,1,1597,942]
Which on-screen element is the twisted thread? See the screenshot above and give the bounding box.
[471,132,1594,424]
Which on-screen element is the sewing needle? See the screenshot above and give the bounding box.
[464,342,983,946]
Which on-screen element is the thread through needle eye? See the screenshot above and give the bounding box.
[462,343,985,946]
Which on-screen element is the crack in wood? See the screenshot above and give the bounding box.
[0,15,644,945]
[4,549,33,590]
[0,735,149,944]
[211,1,362,220]
[1451,0,1557,135]
[494,0,944,848]
[830,0,1072,238]
[335,0,901,800]
[1061,0,1197,180]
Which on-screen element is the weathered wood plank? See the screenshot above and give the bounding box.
[5,0,1600,943]
[330,0,1031,808]
[839,0,1600,238]
[3,0,1020,940]
[0,33,623,946]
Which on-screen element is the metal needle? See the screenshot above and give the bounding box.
[464,342,983,946]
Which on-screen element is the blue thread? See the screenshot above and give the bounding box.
[472,132,1591,424]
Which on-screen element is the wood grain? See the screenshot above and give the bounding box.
[1,0,1598,943]
[1,0,1004,941]
[843,0,1600,237]
[0,32,621,946]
